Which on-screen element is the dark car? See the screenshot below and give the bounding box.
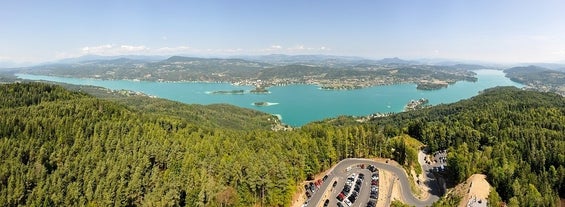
[309,182,315,192]
[332,181,338,188]
[323,199,329,207]
[337,202,344,207]
[342,184,351,194]
[351,191,358,198]
[370,192,378,199]
[348,194,357,203]
[354,183,361,192]
[358,173,365,179]
[367,165,373,171]
[366,200,376,207]
[323,175,328,182]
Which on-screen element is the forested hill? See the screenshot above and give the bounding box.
[1,83,564,206]
[368,86,565,206]
[505,65,565,96]
[0,82,315,206]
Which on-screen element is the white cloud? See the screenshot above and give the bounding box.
[120,45,148,52]
[66,43,334,61]
[156,46,192,53]
[288,45,307,51]
[81,44,149,56]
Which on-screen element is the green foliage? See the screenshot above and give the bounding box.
[0,83,390,206]
[390,200,414,207]
[389,135,422,175]
[1,83,563,206]
[487,187,502,207]
[431,194,461,207]
[505,66,564,85]
[371,86,565,206]
[114,96,279,130]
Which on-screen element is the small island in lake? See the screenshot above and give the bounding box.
[211,89,245,94]
[416,81,448,90]
[250,87,269,93]
[405,98,430,111]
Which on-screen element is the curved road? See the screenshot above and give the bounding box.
[307,158,441,207]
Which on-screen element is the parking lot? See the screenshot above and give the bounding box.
[301,158,441,207]
[303,164,380,207]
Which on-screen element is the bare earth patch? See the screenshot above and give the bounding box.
[455,174,491,207]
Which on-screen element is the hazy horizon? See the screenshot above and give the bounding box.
[2,0,565,65]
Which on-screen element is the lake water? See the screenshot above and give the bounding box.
[16,70,523,126]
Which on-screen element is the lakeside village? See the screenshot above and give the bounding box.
[233,76,460,91]
[356,98,430,123]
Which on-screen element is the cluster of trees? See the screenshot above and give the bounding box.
[1,83,563,206]
[0,83,391,206]
[372,86,565,206]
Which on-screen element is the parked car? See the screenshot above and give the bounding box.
[336,192,345,201]
[367,165,377,172]
[323,199,329,207]
[344,199,352,207]
[348,194,357,203]
[332,181,338,188]
[370,192,378,199]
[342,184,351,194]
[309,182,315,192]
[354,183,361,192]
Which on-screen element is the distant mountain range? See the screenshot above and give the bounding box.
[54,55,168,64]
[14,55,482,90]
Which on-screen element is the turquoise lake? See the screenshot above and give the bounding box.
[16,69,523,126]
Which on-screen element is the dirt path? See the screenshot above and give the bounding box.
[378,169,399,207]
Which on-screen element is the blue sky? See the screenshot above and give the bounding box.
[1,0,565,64]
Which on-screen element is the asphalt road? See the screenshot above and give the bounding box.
[307,158,441,207]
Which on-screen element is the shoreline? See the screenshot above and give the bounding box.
[15,72,476,91]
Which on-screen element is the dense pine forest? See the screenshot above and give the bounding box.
[370,86,565,206]
[1,83,564,206]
